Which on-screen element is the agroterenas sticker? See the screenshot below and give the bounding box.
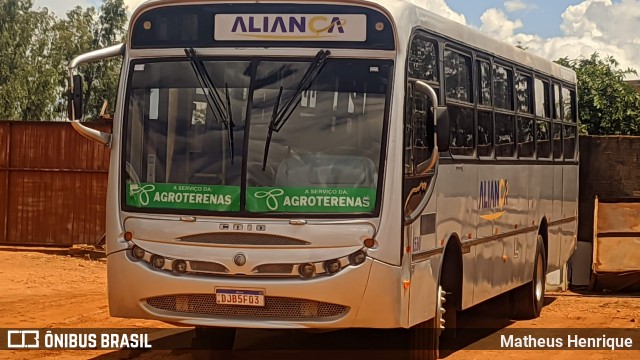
[246,187,376,213]
[126,183,240,211]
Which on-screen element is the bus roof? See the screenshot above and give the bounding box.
[131,0,576,83]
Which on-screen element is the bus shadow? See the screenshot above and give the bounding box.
[439,293,557,357]
[568,287,640,298]
[93,293,556,360]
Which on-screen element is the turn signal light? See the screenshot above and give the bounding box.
[364,238,375,248]
[124,231,133,241]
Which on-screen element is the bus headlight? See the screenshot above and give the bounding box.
[151,255,165,269]
[132,246,145,260]
[324,259,341,274]
[173,260,187,274]
[299,263,315,278]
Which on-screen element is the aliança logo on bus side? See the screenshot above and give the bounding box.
[478,178,509,221]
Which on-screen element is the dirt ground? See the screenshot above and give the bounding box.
[0,248,638,360]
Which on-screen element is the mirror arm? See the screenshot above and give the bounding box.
[68,43,125,92]
[71,121,112,147]
[413,81,439,128]
[67,43,123,147]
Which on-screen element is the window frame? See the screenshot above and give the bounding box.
[560,84,578,161]
[476,57,494,159]
[405,32,440,174]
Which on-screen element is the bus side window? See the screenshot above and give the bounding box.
[535,78,552,159]
[562,88,577,160]
[516,72,534,158]
[445,49,474,157]
[405,85,414,174]
[493,64,515,157]
[408,37,437,82]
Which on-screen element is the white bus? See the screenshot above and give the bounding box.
[68,0,578,358]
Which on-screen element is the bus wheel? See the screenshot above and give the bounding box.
[512,235,546,319]
[192,326,236,350]
[408,285,446,360]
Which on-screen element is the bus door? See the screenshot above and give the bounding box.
[405,81,440,325]
[404,84,438,256]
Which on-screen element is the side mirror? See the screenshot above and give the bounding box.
[67,74,84,121]
[436,106,450,152]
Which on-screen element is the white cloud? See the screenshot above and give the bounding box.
[480,8,523,39]
[479,0,640,79]
[504,0,536,13]
[408,0,467,25]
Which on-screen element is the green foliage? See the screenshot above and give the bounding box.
[555,53,640,135]
[0,0,127,121]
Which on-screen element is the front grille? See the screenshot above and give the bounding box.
[146,294,348,320]
[178,233,310,246]
[189,261,228,273]
[254,264,295,274]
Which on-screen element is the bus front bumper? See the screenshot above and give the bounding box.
[107,249,405,329]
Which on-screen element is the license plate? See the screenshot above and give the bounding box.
[215,288,265,307]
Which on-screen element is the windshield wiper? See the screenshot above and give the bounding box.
[184,48,235,164]
[262,50,331,170]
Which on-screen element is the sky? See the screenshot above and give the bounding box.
[33,0,640,79]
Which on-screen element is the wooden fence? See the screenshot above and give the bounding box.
[0,121,110,246]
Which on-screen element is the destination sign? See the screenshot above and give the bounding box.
[214,14,367,41]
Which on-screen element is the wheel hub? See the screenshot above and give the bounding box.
[436,285,446,335]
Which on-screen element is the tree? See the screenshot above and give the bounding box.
[54,0,127,121]
[0,0,59,120]
[0,0,127,121]
[556,53,640,135]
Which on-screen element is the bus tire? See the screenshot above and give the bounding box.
[408,284,447,360]
[192,326,236,350]
[408,317,438,360]
[511,235,546,319]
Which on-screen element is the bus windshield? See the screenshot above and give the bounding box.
[123,57,392,215]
